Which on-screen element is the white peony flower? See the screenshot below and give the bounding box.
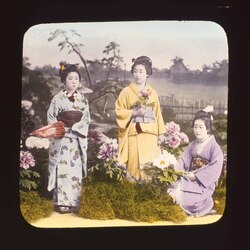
[25,136,50,149]
[152,150,177,170]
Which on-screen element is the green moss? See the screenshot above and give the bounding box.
[20,191,53,223]
[213,185,226,215]
[213,175,227,215]
[78,182,115,220]
[108,181,137,219]
[131,200,186,223]
[78,180,187,223]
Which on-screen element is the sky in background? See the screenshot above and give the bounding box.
[23,20,228,71]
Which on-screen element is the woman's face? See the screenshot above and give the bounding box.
[65,72,80,93]
[193,119,208,141]
[132,64,148,84]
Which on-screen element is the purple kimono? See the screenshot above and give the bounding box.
[168,135,224,217]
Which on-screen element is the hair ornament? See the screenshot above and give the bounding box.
[60,65,65,71]
[203,105,214,120]
[203,105,214,113]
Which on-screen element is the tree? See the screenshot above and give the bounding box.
[48,29,93,87]
[102,42,124,80]
[22,61,53,126]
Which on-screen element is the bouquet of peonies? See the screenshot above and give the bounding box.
[131,89,156,123]
[160,121,189,158]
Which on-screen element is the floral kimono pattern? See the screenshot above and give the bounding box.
[47,90,90,207]
[169,135,224,217]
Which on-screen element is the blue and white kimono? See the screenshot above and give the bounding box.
[47,90,90,207]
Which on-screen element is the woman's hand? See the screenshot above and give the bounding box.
[132,107,150,117]
[184,171,197,181]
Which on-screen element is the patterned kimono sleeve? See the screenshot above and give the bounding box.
[71,98,91,138]
[47,96,59,124]
[195,143,224,188]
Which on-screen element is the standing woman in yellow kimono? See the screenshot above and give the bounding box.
[115,56,166,181]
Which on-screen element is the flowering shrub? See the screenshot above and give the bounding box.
[87,121,188,186]
[160,121,189,158]
[19,150,40,191]
[21,100,36,140]
[20,100,46,192]
[87,130,126,182]
[142,150,184,188]
[140,121,189,187]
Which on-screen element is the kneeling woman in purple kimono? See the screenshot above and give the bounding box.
[47,63,91,213]
[168,106,224,217]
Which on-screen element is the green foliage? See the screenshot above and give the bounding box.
[157,167,184,187]
[142,164,184,188]
[78,180,187,223]
[19,169,40,190]
[212,113,227,150]
[88,159,127,183]
[20,191,53,223]
[213,175,227,215]
[29,148,50,197]
[22,69,52,126]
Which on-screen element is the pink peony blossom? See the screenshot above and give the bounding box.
[97,138,118,161]
[166,134,181,148]
[165,121,180,135]
[20,150,35,169]
[139,89,150,99]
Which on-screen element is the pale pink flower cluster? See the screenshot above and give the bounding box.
[20,150,35,169]
[152,150,177,170]
[163,121,189,148]
[139,89,150,99]
[97,138,119,161]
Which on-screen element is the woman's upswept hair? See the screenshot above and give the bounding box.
[131,56,153,75]
[59,62,81,83]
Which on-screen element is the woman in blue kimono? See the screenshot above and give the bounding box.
[168,106,224,217]
[47,63,91,213]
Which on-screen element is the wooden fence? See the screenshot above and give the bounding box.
[159,94,228,122]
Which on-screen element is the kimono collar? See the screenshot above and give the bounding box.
[129,82,152,97]
[63,89,78,102]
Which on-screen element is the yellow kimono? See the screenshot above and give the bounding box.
[115,82,166,179]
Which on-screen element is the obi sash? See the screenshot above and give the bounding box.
[190,157,209,171]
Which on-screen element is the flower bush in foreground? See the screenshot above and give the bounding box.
[19,150,40,191]
[87,131,126,182]
[142,150,184,188]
